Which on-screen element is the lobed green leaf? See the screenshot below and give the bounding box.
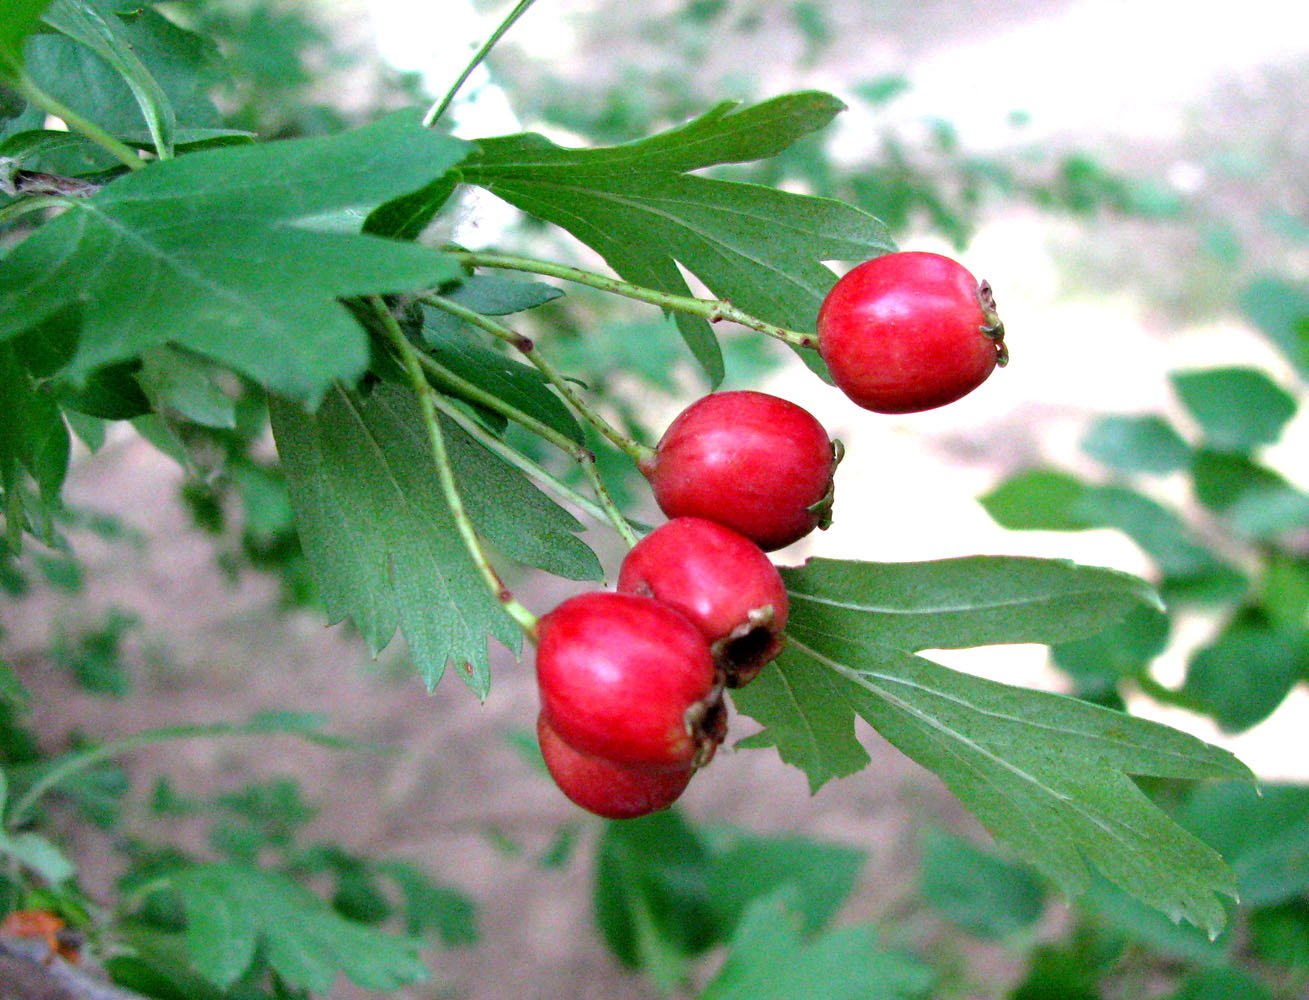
[778,555,1161,653]
[270,382,600,697]
[171,862,429,991]
[0,112,470,403]
[734,556,1250,936]
[700,888,933,1000]
[461,92,894,383]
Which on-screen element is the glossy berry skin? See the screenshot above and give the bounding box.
[537,713,691,820]
[536,592,723,771]
[817,251,1006,414]
[618,517,788,688]
[643,391,839,551]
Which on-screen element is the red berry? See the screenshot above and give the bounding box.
[643,391,839,551]
[537,713,691,820]
[618,517,788,688]
[535,592,724,771]
[816,251,1006,414]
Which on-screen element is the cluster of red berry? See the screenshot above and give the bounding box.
[535,252,1006,818]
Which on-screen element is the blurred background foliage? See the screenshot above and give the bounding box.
[2,1,1308,998]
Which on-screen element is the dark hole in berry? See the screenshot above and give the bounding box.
[720,627,780,688]
[725,626,773,667]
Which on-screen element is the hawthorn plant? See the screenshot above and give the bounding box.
[0,0,1257,996]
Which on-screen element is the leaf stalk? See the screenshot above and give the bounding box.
[415,352,640,547]
[423,0,541,129]
[370,297,540,639]
[448,249,820,350]
[9,63,143,172]
[423,294,657,469]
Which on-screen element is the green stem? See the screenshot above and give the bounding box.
[424,294,657,468]
[431,395,614,539]
[7,723,273,830]
[3,478,25,551]
[1134,672,1211,714]
[416,352,640,547]
[448,249,819,350]
[0,195,75,228]
[422,0,541,128]
[11,64,142,172]
[370,298,539,639]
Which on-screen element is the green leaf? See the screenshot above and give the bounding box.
[1191,450,1309,539]
[0,829,75,884]
[419,307,584,444]
[1006,945,1104,1000]
[1080,414,1192,474]
[735,560,1250,935]
[1079,873,1230,966]
[1180,781,1309,908]
[462,92,894,383]
[0,0,53,69]
[269,385,513,696]
[593,810,719,974]
[980,468,1096,531]
[1248,902,1309,969]
[0,342,70,543]
[439,272,564,316]
[27,0,224,151]
[777,555,1161,653]
[269,383,598,696]
[707,829,864,936]
[920,830,1045,938]
[0,112,470,403]
[1051,604,1170,704]
[0,125,116,174]
[1182,615,1307,732]
[982,471,1242,588]
[38,0,181,156]
[135,346,236,429]
[0,656,31,710]
[171,862,429,991]
[1259,555,1309,632]
[363,171,457,242]
[700,889,933,1000]
[378,861,478,944]
[1171,367,1297,451]
[1166,969,1272,1000]
[107,925,239,1000]
[1239,277,1309,380]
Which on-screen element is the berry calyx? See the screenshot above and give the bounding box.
[643,390,840,551]
[535,592,725,771]
[537,713,692,820]
[618,517,789,688]
[816,251,1006,414]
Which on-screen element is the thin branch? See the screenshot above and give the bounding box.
[423,294,656,469]
[9,64,142,173]
[416,352,640,547]
[430,396,614,537]
[447,249,820,350]
[369,297,539,639]
[0,939,150,1000]
[423,0,541,128]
